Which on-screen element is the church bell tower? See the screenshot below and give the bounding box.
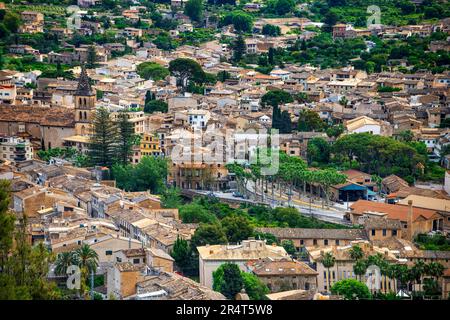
[74,65,96,135]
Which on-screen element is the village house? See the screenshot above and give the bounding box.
[348,200,445,240]
[245,258,318,293]
[197,238,290,288]
[256,227,367,250]
[307,240,401,293]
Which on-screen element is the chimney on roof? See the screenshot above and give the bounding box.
[407,200,414,241]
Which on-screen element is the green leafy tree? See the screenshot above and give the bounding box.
[112,156,167,193]
[281,240,296,255]
[221,215,254,243]
[261,90,293,108]
[161,187,182,208]
[332,133,425,178]
[137,62,169,81]
[133,156,167,193]
[276,0,295,15]
[144,100,168,114]
[312,169,346,207]
[223,11,253,33]
[171,237,193,273]
[297,109,326,132]
[169,58,206,90]
[191,223,227,247]
[331,279,372,300]
[262,24,281,36]
[180,203,217,224]
[241,271,269,299]
[89,107,117,167]
[2,11,21,33]
[307,137,330,165]
[325,124,345,138]
[184,0,203,23]
[213,263,244,299]
[0,193,60,300]
[0,180,14,271]
[217,70,231,82]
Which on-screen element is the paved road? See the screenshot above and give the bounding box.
[193,183,351,226]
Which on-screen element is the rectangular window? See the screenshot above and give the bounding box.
[105,250,112,256]
[324,239,329,245]
[382,229,387,236]
[133,258,140,264]
[336,240,340,245]
[392,229,397,236]
[371,229,376,236]
[313,239,317,245]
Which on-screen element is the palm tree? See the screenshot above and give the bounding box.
[410,260,426,294]
[386,264,398,293]
[54,252,74,276]
[321,252,335,293]
[378,260,390,294]
[72,244,99,273]
[425,262,445,283]
[349,245,364,261]
[353,259,367,282]
[392,264,410,292]
[72,244,99,299]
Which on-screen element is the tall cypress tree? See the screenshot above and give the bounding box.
[89,107,117,167]
[232,34,246,63]
[86,45,97,69]
[115,112,135,166]
[268,47,275,65]
[281,110,292,134]
[271,104,282,131]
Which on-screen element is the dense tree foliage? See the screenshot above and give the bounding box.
[184,0,204,23]
[221,11,254,33]
[169,58,206,89]
[262,24,281,36]
[0,181,61,299]
[331,279,372,300]
[298,109,326,132]
[112,156,167,193]
[137,62,169,81]
[332,133,425,178]
[213,263,269,300]
[261,89,293,108]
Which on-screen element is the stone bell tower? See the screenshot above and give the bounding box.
[74,65,96,135]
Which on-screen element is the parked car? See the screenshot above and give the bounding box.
[232,191,244,198]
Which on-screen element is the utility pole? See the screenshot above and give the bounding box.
[347,192,349,210]
[309,197,312,218]
[90,270,94,300]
